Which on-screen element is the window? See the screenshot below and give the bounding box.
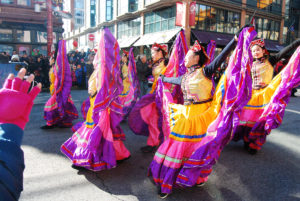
[0,45,14,55]
[117,18,141,39]
[17,0,31,6]
[17,30,31,42]
[247,0,281,14]
[246,15,280,41]
[1,0,14,4]
[0,29,13,41]
[106,0,113,21]
[36,32,57,43]
[144,6,176,34]
[129,0,138,12]
[91,0,96,27]
[74,0,85,29]
[194,4,240,34]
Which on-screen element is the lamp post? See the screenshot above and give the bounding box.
[47,0,53,56]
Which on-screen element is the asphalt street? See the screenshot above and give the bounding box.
[19,89,300,201]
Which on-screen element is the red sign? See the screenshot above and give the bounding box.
[189,2,196,27]
[88,34,95,41]
[175,2,184,27]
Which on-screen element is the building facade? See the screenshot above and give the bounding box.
[0,0,64,56]
[63,0,297,56]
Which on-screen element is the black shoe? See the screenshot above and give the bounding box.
[243,141,250,150]
[117,155,131,164]
[140,145,157,153]
[248,148,258,155]
[71,164,86,170]
[159,193,169,199]
[40,125,55,129]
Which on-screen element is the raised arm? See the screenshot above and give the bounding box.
[161,75,183,86]
[204,38,237,78]
[269,39,300,66]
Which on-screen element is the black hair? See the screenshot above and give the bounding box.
[156,48,169,66]
[193,49,208,66]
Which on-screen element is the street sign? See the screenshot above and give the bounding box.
[53,10,72,19]
[88,34,95,41]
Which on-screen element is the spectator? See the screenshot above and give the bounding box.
[11,51,20,62]
[136,54,151,97]
[20,52,29,64]
[0,52,9,63]
[75,63,86,89]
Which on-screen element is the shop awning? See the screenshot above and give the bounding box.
[118,36,140,48]
[191,29,234,46]
[192,29,283,52]
[133,28,181,46]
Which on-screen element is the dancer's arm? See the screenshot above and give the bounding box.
[161,75,183,85]
[269,39,300,66]
[203,38,237,78]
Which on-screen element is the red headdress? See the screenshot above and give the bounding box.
[191,40,210,63]
[122,50,129,57]
[250,38,269,55]
[151,43,168,56]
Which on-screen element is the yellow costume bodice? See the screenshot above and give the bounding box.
[251,60,274,90]
[49,67,55,95]
[122,64,129,79]
[181,66,213,105]
[150,59,166,93]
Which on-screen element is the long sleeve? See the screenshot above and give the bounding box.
[204,38,237,78]
[0,123,24,201]
[269,39,300,66]
[162,75,183,86]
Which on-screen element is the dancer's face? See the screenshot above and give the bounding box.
[251,45,265,59]
[151,49,163,63]
[184,50,199,68]
[122,55,128,64]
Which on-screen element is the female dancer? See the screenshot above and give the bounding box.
[42,40,78,129]
[61,28,130,171]
[129,30,188,153]
[149,27,256,198]
[233,38,300,154]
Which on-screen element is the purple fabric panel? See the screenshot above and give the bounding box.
[206,40,216,64]
[176,27,256,187]
[128,93,155,136]
[61,133,116,171]
[93,28,122,116]
[55,40,77,119]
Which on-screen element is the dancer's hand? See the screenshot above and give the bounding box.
[0,68,41,130]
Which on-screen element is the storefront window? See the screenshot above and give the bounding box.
[0,45,14,55]
[17,0,31,6]
[17,30,31,42]
[1,0,14,4]
[0,29,13,41]
[144,6,176,34]
[246,15,280,41]
[195,4,240,34]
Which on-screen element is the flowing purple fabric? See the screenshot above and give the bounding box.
[129,30,188,138]
[120,48,140,116]
[233,46,300,150]
[206,40,216,64]
[149,27,256,194]
[44,40,78,126]
[71,97,90,132]
[61,28,129,171]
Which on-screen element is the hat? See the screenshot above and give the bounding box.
[122,50,129,57]
[250,38,269,55]
[151,43,168,56]
[191,40,210,62]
